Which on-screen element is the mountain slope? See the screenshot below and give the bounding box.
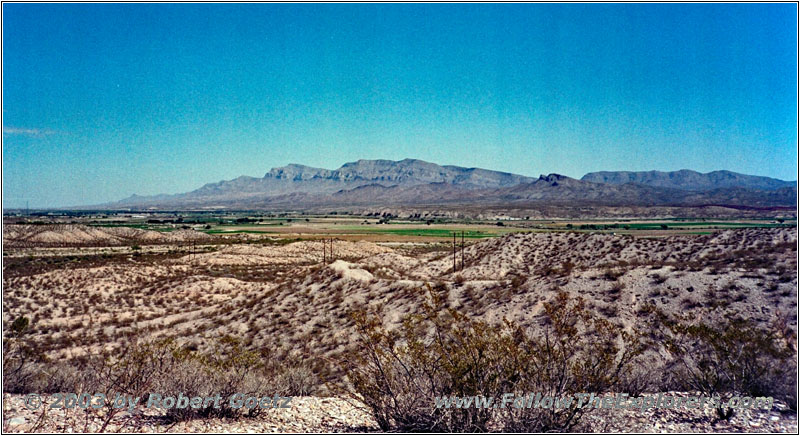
[102,160,796,211]
[179,174,796,210]
[581,169,796,191]
[113,159,534,207]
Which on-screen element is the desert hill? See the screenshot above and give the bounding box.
[2,224,212,248]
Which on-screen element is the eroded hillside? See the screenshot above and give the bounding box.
[3,228,796,380]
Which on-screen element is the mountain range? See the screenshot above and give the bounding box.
[581,170,796,191]
[106,159,796,212]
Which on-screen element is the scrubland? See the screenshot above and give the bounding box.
[2,224,797,432]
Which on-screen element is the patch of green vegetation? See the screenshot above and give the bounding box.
[203,229,279,235]
[262,237,303,246]
[610,222,792,230]
[88,223,177,232]
[351,228,500,238]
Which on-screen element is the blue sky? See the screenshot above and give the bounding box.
[3,3,797,208]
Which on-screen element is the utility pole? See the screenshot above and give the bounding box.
[461,231,465,270]
[453,232,457,272]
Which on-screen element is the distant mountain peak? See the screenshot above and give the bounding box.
[264,163,328,180]
[539,173,569,182]
[581,169,795,191]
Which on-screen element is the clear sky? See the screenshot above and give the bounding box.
[3,3,797,208]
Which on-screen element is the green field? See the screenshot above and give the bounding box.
[204,229,279,235]
[88,223,178,232]
[347,228,508,239]
[609,222,792,230]
[74,214,794,242]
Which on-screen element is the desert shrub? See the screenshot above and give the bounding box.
[342,287,506,431]
[3,334,319,423]
[508,273,525,289]
[272,363,318,396]
[602,268,624,281]
[606,282,624,302]
[38,361,84,393]
[499,292,642,432]
[560,260,574,276]
[146,336,278,421]
[680,297,701,310]
[616,360,656,398]
[650,273,667,284]
[597,303,619,318]
[31,338,185,431]
[2,316,43,393]
[665,312,796,419]
[342,287,643,432]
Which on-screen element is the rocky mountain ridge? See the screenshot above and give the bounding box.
[101,159,796,211]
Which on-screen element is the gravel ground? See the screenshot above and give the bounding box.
[581,392,797,433]
[3,392,796,433]
[2,394,379,433]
